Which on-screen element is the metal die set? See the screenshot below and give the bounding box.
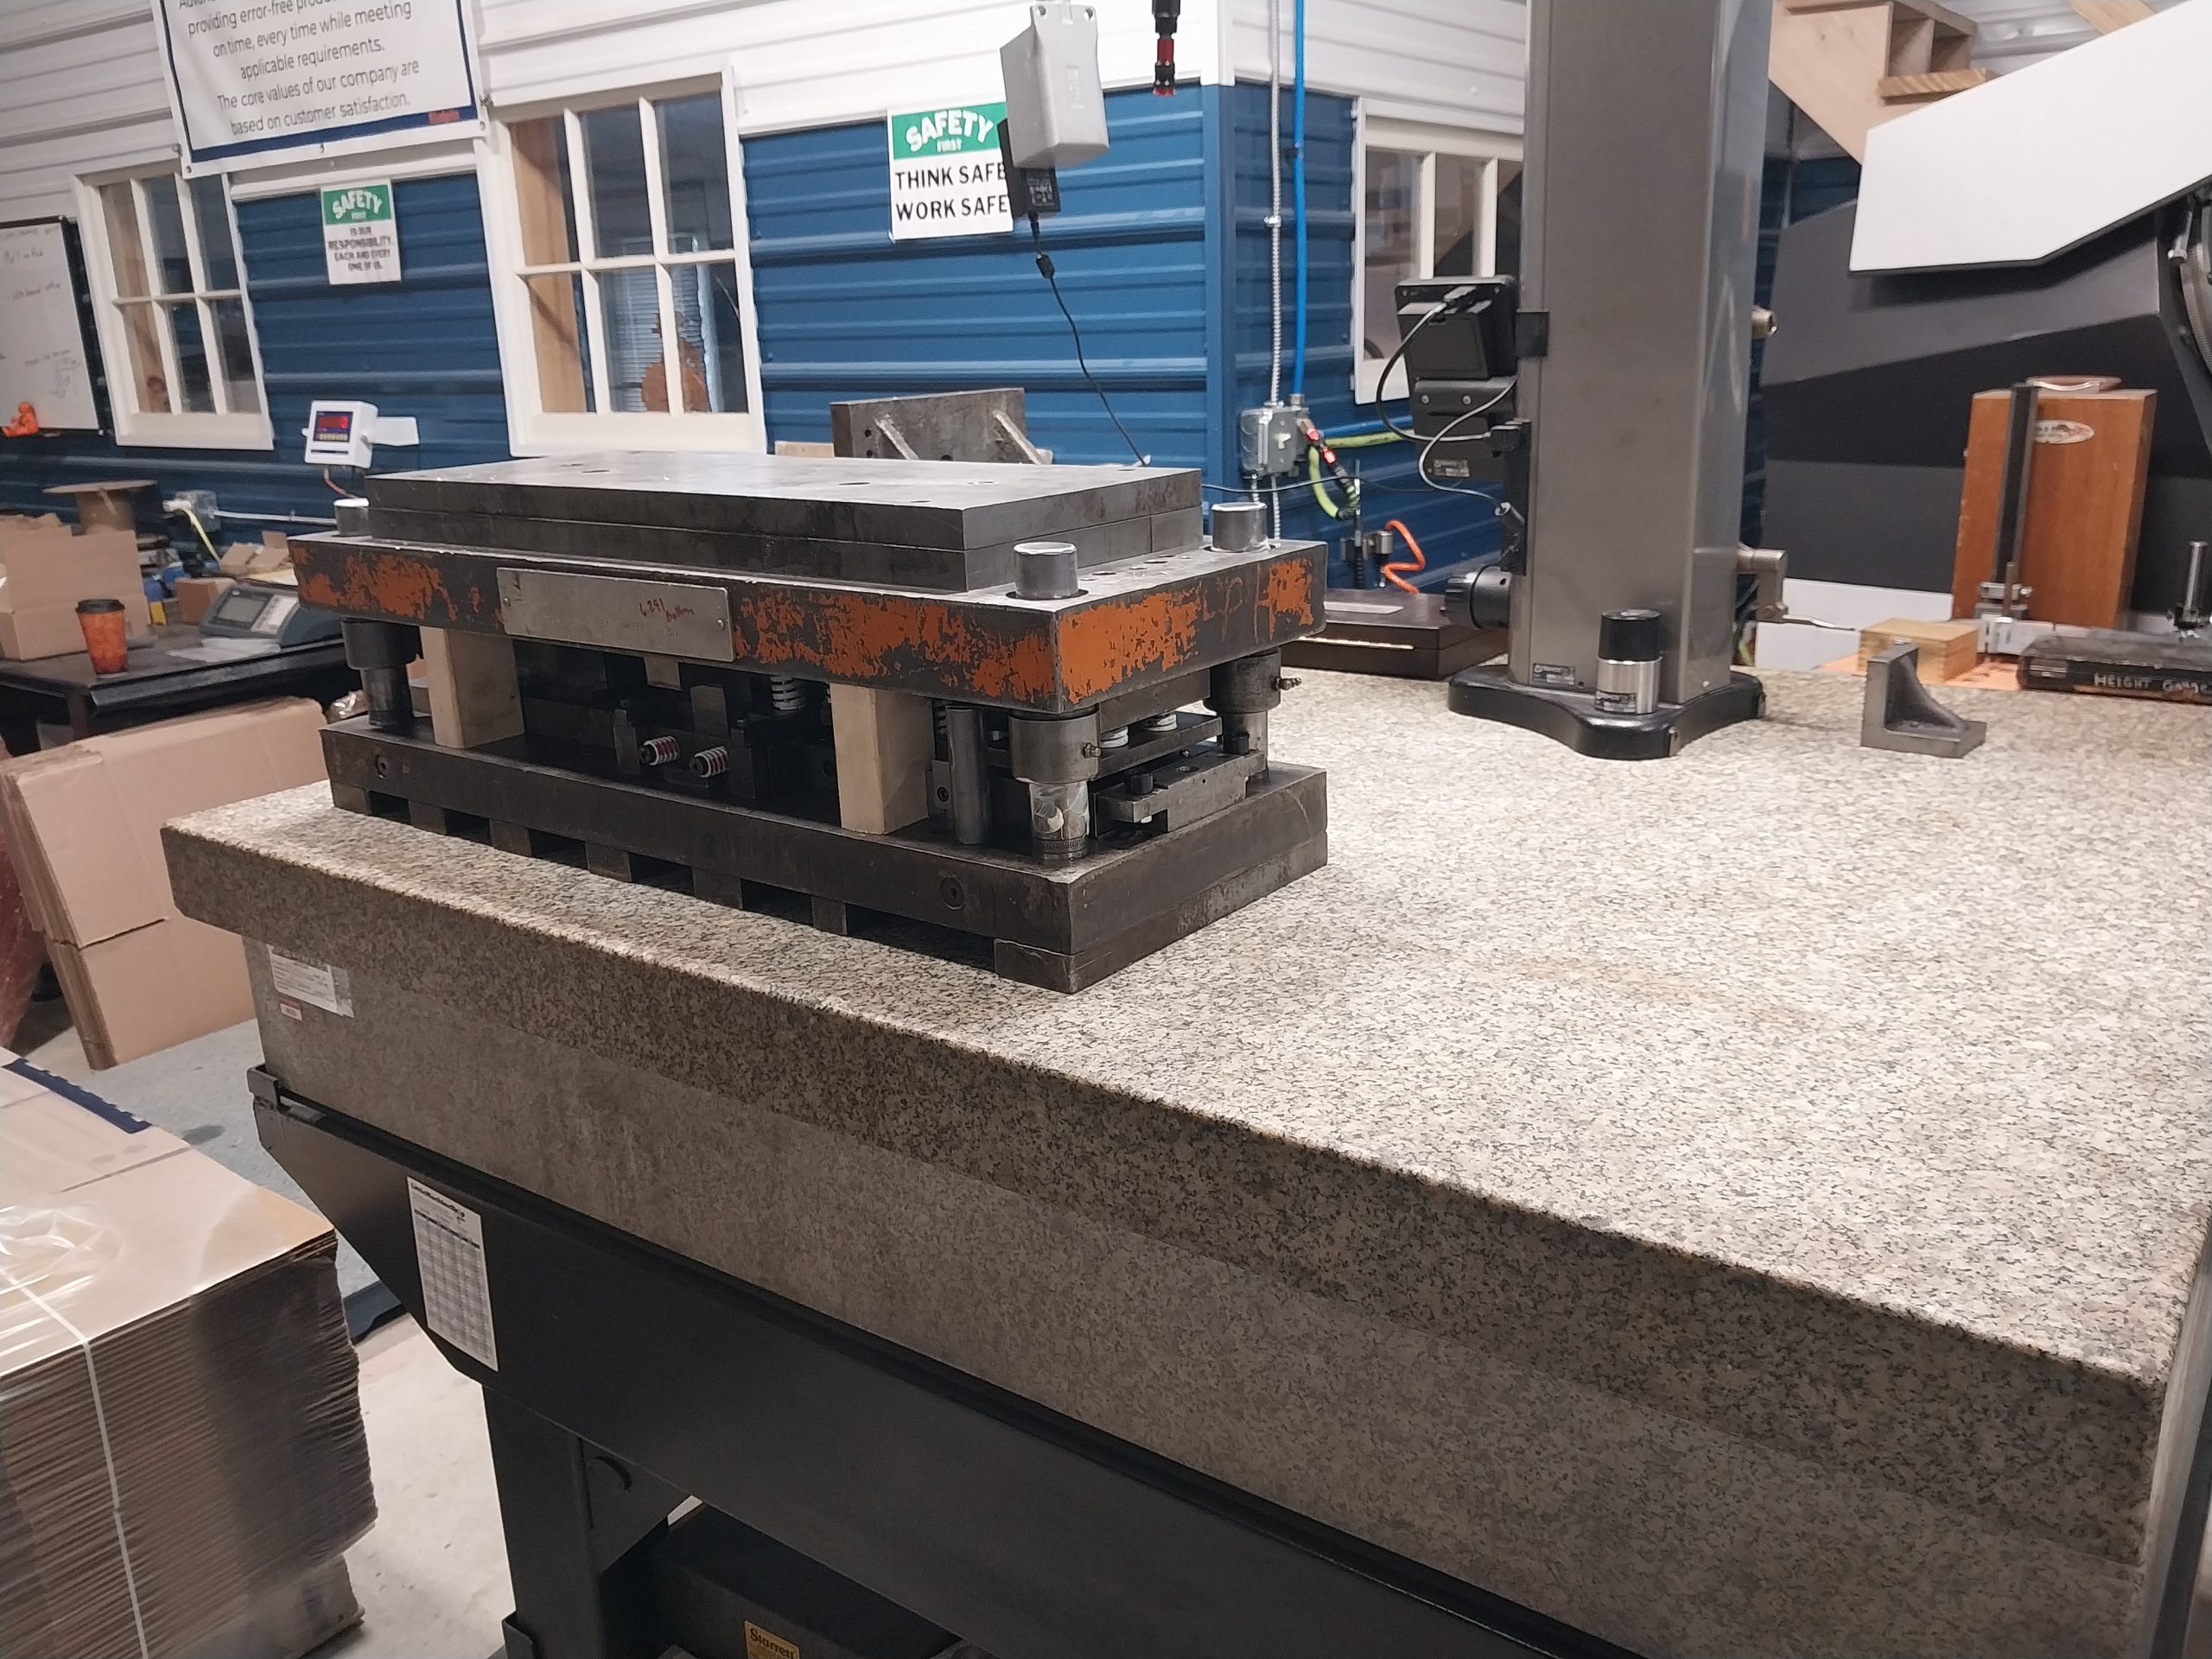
[299,455,1331,990]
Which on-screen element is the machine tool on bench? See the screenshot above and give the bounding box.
[296,457,1327,990]
[1389,0,1787,759]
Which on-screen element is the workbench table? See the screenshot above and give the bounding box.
[0,622,353,753]
[164,671,2212,1659]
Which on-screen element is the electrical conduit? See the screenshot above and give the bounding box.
[1291,0,1308,397]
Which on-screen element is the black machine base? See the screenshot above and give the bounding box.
[1446,668,1766,760]
[1281,590,1506,681]
[321,719,1327,991]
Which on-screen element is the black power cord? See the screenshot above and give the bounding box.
[1030,217,1148,466]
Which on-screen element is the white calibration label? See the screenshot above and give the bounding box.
[408,1179,499,1370]
[266,946,353,1015]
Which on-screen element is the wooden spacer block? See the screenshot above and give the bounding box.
[828,683,936,835]
[421,627,524,749]
[1858,617,1981,682]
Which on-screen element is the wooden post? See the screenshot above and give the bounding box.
[421,629,524,749]
[511,118,589,414]
[827,684,936,836]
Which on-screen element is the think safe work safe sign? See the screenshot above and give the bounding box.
[887,103,1014,242]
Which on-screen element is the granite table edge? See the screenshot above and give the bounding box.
[164,785,2184,1570]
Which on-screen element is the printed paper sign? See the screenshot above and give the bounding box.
[408,1179,498,1370]
[266,945,353,1015]
[321,181,400,284]
[887,103,1013,241]
[155,0,481,173]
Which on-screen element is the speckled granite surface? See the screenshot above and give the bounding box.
[165,671,2212,1657]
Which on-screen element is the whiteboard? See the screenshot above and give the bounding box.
[0,221,100,430]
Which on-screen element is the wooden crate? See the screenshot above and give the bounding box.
[1858,616,1981,682]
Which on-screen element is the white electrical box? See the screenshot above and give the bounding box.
[1000,2,1109,170]
[302,399,420,466]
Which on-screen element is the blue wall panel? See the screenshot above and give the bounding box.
[0,173,506,526]
[1224,81,1498,588]
[744,86,1216,473]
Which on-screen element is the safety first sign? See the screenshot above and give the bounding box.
[320,181,400,285]
[887,103,1013,241]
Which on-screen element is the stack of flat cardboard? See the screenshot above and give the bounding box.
[0,1054,375,1658]
[0,516,150,661]
[0,699,328,1065]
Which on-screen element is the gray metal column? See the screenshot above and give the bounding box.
[1510,0,1770,703]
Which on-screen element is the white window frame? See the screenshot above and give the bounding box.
[1352,116,1522,405]
[73,167,274,450]
[480,71,768,456]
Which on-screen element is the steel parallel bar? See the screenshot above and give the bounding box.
[353,505,1199,589]
[360,454,1202,547]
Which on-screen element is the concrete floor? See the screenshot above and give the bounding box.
[324,1317,511,1659]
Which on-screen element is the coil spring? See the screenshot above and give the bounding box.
[768,677,805,713]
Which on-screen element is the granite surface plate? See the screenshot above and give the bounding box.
[165,669,2212,1654]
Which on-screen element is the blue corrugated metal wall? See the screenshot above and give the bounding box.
[0,173,506,526]
[1224,82,1497,589]
[745,86,1218,473]
[4,98,1510,587]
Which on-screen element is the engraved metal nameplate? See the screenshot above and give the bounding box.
[497,569,734,662]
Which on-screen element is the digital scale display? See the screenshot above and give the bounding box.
[200,579,340,648]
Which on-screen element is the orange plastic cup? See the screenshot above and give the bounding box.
[75,598,130,675]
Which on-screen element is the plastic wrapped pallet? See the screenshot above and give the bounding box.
[0,1054,376,1659]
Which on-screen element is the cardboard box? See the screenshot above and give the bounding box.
[219,529,293,578]
[171,574,237,626]
[0,698,327,1065]
[0,1058,374,1659]
[0,516,150,661]
[48,918,257,1068]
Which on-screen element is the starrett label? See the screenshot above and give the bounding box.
[743,1622,800,1659]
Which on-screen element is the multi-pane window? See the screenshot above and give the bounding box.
[1357,124,1522,402]
[82,169,270,448]
[499,86,762,447]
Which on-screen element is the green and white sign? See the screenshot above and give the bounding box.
[887,103,1011,242]
[321,181,399,286]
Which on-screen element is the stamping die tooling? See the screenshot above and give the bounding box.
[298,453,1329,990]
